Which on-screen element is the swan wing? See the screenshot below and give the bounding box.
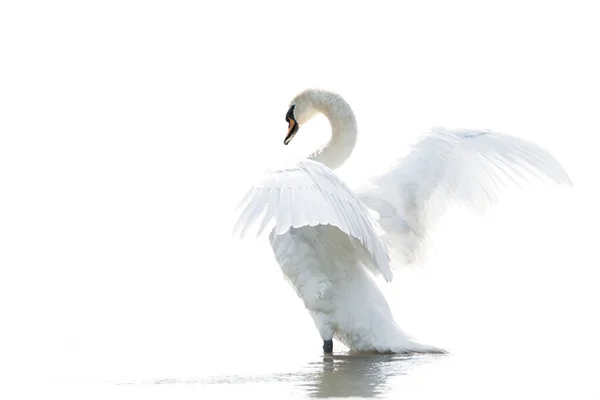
[356,127,573,267]
[233,159,392,281]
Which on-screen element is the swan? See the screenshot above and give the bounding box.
[233,88,572,354]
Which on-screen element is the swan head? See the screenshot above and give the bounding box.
[284,90,320,145]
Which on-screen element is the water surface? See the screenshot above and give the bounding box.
[99,348,597,399]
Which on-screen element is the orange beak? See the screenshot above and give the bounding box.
[284,118,298,145]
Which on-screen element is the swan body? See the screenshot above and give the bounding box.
[234,89,572,354]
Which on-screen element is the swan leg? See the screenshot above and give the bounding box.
[323,339,333,354]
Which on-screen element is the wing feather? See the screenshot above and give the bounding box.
[256,188,280,236]
[276,185,292,234]
[303,186,321,227]
[233,159,392,281]
[356,127,572,268]
[234,188,269,238]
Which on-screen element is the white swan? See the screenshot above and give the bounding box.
[233,88,572,354]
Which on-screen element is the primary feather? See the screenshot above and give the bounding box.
[355,127,573,267]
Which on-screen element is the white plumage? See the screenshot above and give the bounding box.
[234,159,392,282]
[233,89,572,354]
[356,127,573,268]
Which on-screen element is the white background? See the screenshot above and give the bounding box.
[1,0,599,398]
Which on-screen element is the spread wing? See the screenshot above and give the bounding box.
[233,159,392,281]
[355,127,573,267]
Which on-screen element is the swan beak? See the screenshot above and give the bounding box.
[284,119,299,145]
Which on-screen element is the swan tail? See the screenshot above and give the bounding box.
[394,339,447,355]
[373,333,447,355]
[347,338,447,355]
[336,320,447,355]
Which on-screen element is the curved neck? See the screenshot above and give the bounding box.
[307,92,357,170]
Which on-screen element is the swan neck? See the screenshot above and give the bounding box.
[308,95,357,170]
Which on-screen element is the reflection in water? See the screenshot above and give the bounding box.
[129,352,445,398]
[300,353,430,398]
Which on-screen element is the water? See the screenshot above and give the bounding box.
[135,353,440,398]
[23,346,597,399]
[188,352,597,399]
